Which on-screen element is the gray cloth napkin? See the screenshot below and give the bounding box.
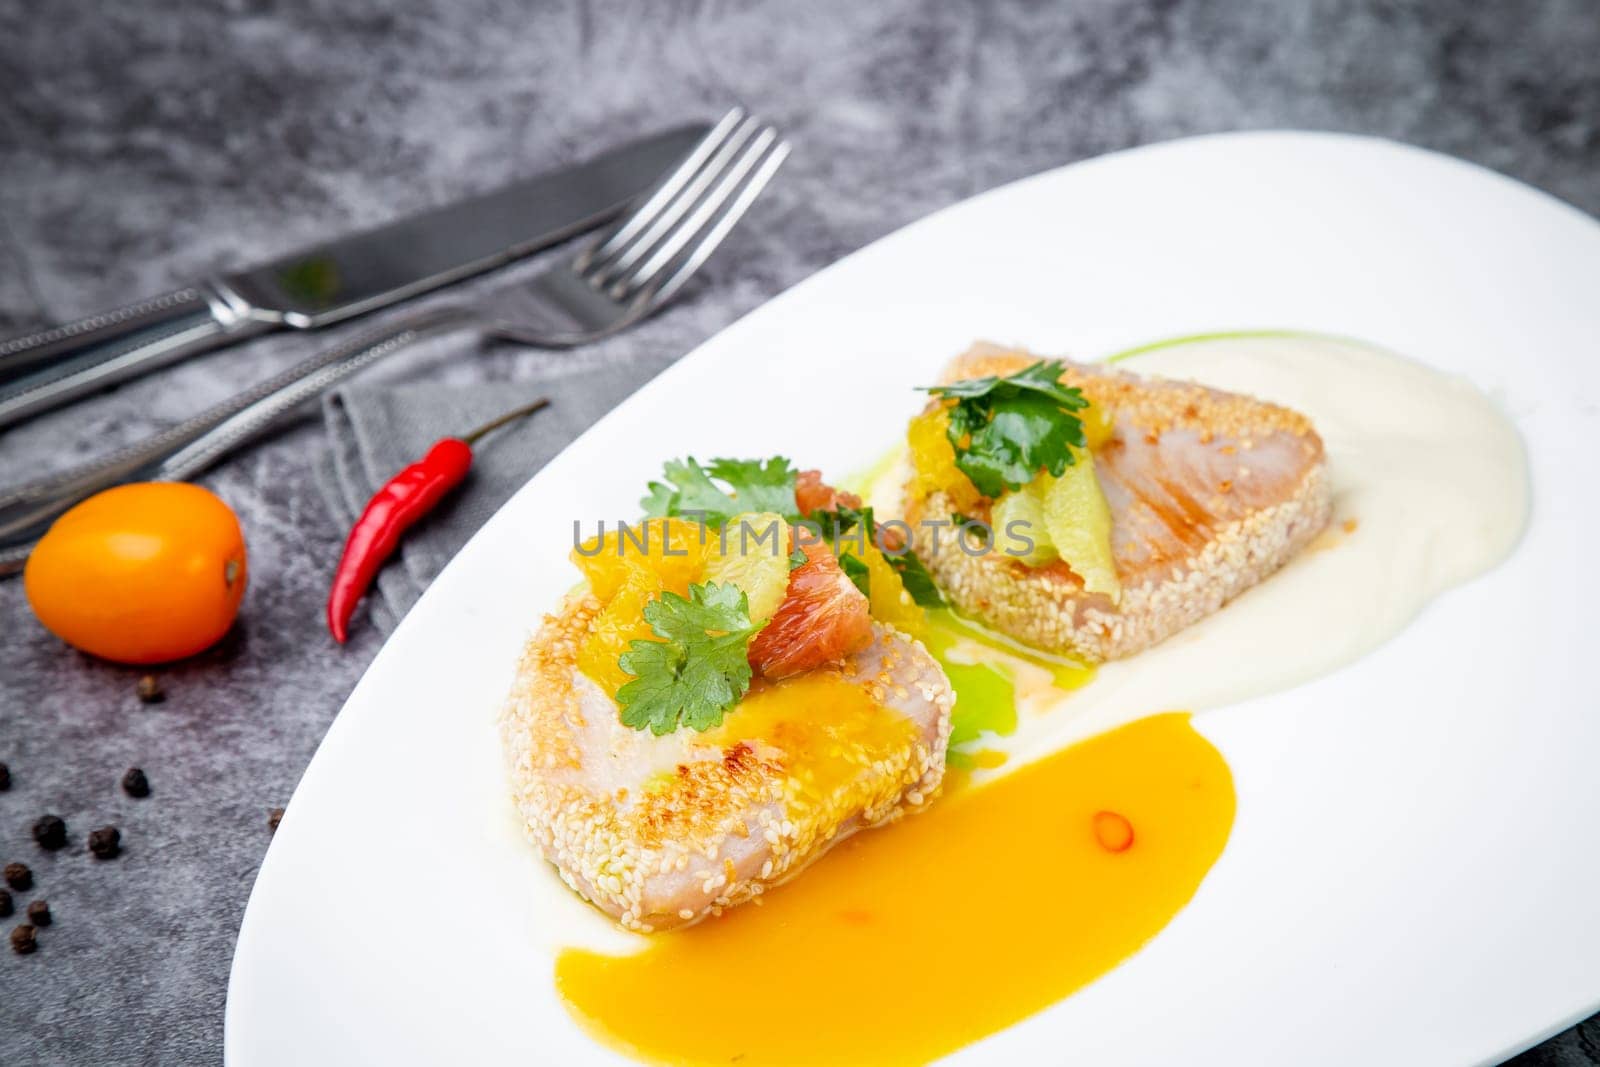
[314,361,653,635]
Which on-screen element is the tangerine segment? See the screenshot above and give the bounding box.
[837,539,926,637]
[571,517,708,601]
[1079,394,1116,450]
[577,569,664,697]
[907,408,983,513]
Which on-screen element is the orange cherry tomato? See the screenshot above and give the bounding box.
[24,482,248,664]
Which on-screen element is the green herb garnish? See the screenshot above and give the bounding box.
[616,582,759,735]
[922,360,1089,498]
[809,503,946,609]
[838,552,871,598]
[808,502,868,539]
[885,549,945,608]
[641,457,800,527]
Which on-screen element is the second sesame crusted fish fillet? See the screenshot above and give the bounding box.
[499,604,953,933]
[907,342,1331,662]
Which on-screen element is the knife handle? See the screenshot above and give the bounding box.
[0,287,211,377]
[0,282,274,429]
[0,304,477,577]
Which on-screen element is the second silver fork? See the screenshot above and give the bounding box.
[0,108,789,576]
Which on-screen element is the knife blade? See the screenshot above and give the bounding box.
[0,122,711,428]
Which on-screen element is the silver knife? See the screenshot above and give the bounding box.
[0,122,710,428]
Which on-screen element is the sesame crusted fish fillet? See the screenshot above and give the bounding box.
[499,600,953,933]
[908,343,1331,663]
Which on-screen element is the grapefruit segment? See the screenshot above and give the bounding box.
[795,469,863,517]
[748,541,873,679]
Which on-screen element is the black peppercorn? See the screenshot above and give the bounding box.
[10,923,36,955]
[122,768,151,798]
[32,814,68,851]
[0,889,11,918]
[25,900,50,927]
[136,675,165,704]
[3,863,32,891]
[0,762,10,790]
[88,826,121,859]
[268,808,284,833]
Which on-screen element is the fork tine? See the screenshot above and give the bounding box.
[636,139,790,308]
[609,126,787,303]
[580,107,747,272]
[586,114,762,287]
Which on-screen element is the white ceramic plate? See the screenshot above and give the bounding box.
[225,132,1600,1066]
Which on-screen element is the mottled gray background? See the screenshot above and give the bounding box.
[1,1,1597,1064]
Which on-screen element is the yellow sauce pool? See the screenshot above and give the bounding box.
[556,712,1234,1065]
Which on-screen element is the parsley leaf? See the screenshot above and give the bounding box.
[640,456,800,527]
[705,458,800,516]
[885,550,946,608]
[923,360,1089,498]
[616,581,759,735]
[838,552,871,598]
[808,502,868,539]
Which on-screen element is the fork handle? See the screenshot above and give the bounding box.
[0,286,213,379]
[0,305,476,577]
[0,283,278,429]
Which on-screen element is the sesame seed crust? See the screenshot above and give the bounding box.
[910,343,1332,663]
[498,596,953,933]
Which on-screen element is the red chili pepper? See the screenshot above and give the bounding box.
[326,397,549,643]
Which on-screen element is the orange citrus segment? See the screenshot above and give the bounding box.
[1080,397,1116,450]
[573,517,710,697]
[578,568,664,697]
[838,539,926,636]
[908,407,983,512]
[571,516,708,600]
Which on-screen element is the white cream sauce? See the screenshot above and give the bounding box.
[866,333,1530,762]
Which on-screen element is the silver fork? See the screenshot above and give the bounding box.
[0,108,789,576]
